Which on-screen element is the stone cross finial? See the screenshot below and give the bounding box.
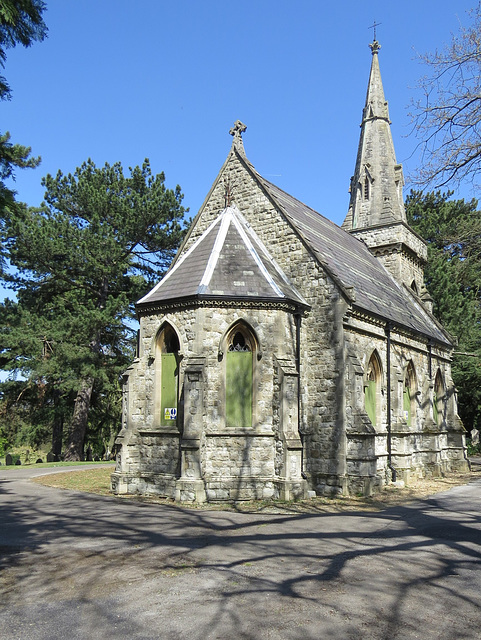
[229,120,247,154]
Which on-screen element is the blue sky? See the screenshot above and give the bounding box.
[3,1,478,244]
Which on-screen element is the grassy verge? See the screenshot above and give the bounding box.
[33,466,115,495]
[32,465,478,513]
[2,460,114,470]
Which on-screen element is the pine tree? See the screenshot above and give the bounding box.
[406,190,481,432]
[0,159,186,460]
[0,1,47,269]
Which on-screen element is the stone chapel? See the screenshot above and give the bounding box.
[111,41,469,501]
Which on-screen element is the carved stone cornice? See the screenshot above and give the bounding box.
[137,296,305,317]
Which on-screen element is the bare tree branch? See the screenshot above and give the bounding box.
[410,3,481,188]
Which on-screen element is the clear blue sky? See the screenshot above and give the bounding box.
[3,1,478,237]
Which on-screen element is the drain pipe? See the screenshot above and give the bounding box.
[295,312,307,479]
[385,322,397,482]
[427,340,433,380]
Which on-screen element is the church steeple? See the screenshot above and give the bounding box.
[343,40,406,230]
[341,41,428,294]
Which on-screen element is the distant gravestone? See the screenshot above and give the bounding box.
[5,453,13,466]
[36,458,43,464]
[86,446,93,461]
[46,451,56,462]
[471,428,479,446]
[15,458,21,465]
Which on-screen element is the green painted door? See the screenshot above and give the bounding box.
[365,379,376,426]
[161,353,178,426]
[403,387,411,426]
[226,351,252,427]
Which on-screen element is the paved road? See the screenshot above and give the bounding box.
[1,464,481,640]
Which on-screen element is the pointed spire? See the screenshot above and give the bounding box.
[363,40,390,124]
[341,40,427,293]
[342,41,406,231]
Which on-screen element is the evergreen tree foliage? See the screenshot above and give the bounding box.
[0,159,186,459]
[0,0,47,99]
[0,0,47,268]
[406,190,481,432]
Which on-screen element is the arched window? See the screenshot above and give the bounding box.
[410,280,418,295]
[225,323,255,428]
[433,369,445,426]
[156,324,180,427]
[403,362,416,427]
[365,351,382,426]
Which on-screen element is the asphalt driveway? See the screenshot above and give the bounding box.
[1,464,481,640]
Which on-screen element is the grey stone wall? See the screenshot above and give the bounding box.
[111,150,468,502]
[343,313,468,492]
[112,300,311,500]
[350,222,427,292]
[192,152,347,494]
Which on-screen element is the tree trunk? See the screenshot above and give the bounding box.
[63,378,94,461]
[51,387,63,460]
[51,411,63,460]
[64,287,105,462]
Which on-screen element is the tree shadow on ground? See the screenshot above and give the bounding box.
[1,474,481,639]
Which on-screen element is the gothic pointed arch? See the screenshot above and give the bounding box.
[365,350,382,427]
[155,322,181,427]
[403,361,417,427]
[223,320,258,428]
[434,369,446,426]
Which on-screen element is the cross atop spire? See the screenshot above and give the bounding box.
[368,21,382,54]
[230,120,247,155]
[368,20,381,41]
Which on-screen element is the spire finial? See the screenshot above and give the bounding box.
[368,20,382,54]
[229,120,247,154]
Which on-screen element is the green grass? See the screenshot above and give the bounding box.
[1,460,115,470]
[30,465,477,514]
[33,466,115,494]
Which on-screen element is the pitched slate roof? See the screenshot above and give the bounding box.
[138,205,308,308]
[253,171,451,346]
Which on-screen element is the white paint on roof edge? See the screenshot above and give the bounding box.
[198,209,232,288]
[136,213,223,304]
[137,204,307,306]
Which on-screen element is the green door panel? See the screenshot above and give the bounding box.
[161,353,178,426]
[226,351,252,427]
[365,379,376,426]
